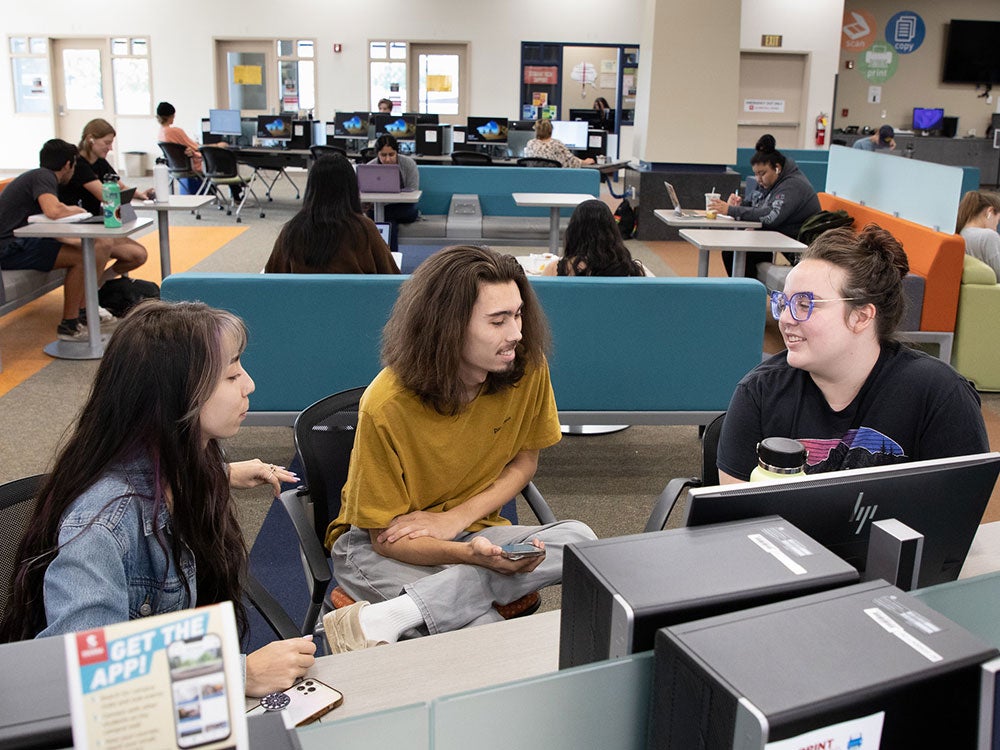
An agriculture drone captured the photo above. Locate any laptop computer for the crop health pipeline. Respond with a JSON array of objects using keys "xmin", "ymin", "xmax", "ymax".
[
  {"xmin": 663, "ymin": 181, "xmax": 700, "ymax": 217},
  {"xmin": 356, "ymin": 164, "xmax": 402, "ymax": 193},
  {"xmin": 80, "ymin": 187, "xmax": 138, "ymax": 223}
]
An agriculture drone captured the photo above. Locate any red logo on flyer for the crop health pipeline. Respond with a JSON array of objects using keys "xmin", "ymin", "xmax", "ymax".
[{"xmin": 75, "ymin": 630, "xmax": 108, "ymax": 665}]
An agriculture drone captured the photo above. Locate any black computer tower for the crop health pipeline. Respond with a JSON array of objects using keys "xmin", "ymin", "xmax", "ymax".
[
  {"xmin": 416, "ymin": 123, "xmax": 452, "ymax": 155},
  {"xmin": 289, "ymin": 119, "xmax": 313, "ymax": 150},
  {"xmin": 559, "ymin": 517, "xmax": 858, "ymax": 669},
  {"xmin": 942, "ymin": 116, "xmax": 959, "ymax": 138},
  {"xmin": 650, "ymin": 581, "xmax": 999, "ymax": 749}
]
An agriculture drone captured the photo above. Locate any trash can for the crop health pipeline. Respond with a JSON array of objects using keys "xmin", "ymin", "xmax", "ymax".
[{"xmin": 123, "ymin": 151, "xmax": 148, "ymax": 178}]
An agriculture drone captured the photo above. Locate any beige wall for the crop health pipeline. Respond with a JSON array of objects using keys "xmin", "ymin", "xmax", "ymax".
[
  {"xmin": 837, "ymin": 0, "xmax": 1000, "ymax": 136},
  {"xmin": 560, "ymin": 46, "xmax": 620, "ymax": 116}
]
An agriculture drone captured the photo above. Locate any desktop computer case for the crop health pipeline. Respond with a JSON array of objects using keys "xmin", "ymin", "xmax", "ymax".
[
  {"xmin": 558, "ymin": 517, "xmax": 858, "ymax": 669},
  {"xmin": 649, "ymin": 580, "xmax": 999, "ymax": 750},
  {"xmin": 416, "ymin": 124, "xmax": 452, "ymax": 155}
]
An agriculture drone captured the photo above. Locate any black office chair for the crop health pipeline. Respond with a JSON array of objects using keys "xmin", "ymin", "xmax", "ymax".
[
  {"xmin": 284, "ymin": 387, "xmax": 556, "ymax": 624},
  {"xmin": 516, "ymin": 157, "xmax": 562, "ymax": 168},
  {"xmin": 310, "ymin": 144, "xmax": 348, "ymax": 161},
  {"xmin": 157, "ymin": 141, "xmax": 207, "ymax": 195},
  {"xmin": 200, "ymin": 146, "xmax": 264, "ymax": 222},
  {"xmin": 451, "ymin": 150, "xmax": 493, "ymax": 165},
  {"xmin": 358, "ymin": 146, "xmax": 377, "ymax": 162},
  {"xmin": 644, "ymin": 413, "xmax": 726, "ymax": 532},
  {"xmin": 0, "ymin": 474, "xmax": 44, "ymax": 616}
]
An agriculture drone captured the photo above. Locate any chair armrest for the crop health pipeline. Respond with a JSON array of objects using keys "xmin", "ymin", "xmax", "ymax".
[
  {"xmin": 243, "ymin": 572, "xmax": 301, "ymax": 641},
  {"xmin": 520, "ymin": 481, "xmax": 557, "ymax": 525},
  {"xmin": 644, "ymin": 477, "xmax": 700, "ymax": 533},
  {"xmin": 278, "ymin": 488, "xmax": 333, "ymax": 603}
]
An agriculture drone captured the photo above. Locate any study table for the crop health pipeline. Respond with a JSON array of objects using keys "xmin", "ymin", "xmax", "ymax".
[
  {"xmin": 653, "ymin": 208, "xmax": 761, "ymax": 231},
  {"xmin": 511, "ymin": 192, "xmax": 593, "ymax": 255},
  {"xmin": 678, "ymin": 227, "xmax": 807, "ymax": 278},
  {"xmin": 13, "ymin": 217, "xmax": 153, "ymax": 359},
  {"xmin": 360, "ymin": 189, "xmax": 422, "ymax": 223},
  {"xmin": 132, "ymin": 195, "xmax": 216, "ymax": 278}
]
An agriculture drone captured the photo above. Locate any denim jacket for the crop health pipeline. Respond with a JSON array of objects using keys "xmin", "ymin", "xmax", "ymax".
[{"xmin": 37, "ymin": 457, "xmax": 197, "ymax": 638}]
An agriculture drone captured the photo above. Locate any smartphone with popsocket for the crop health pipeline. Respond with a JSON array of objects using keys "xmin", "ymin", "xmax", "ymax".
[
  {"xmin": 246, "ymin": 678, "xmax": 344, "ymax": 727},
  {"xmin": 167, "ymin": 633, "xmax": 232, "ymax": 748},
  {"xmin": 500, "ymin": 543, "xmax": 545, "ymax": 561}
]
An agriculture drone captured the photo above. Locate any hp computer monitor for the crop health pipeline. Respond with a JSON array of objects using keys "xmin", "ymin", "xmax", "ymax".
[
  {"xmin": 256, "ymin": 114, "xmax": 293, "ymax": 141},
  {"xmin": 913, "ymin": 107, "xmax": 945, "ymax": 133},
  {"xmin": 466, "ymin": 116, "xmax": 509, "ymax": 144},
  {"xmin": 372, "ymin": 113, "xmax": 417, "ymax": 139},
  {"xmin": 550, "ymin": 120, "xmax": 590, "ymax": 150},
  {"xmin": 333, "ymin": 111, "xmax": 370, "ymax": 138},
  {"xmin": 569, "ymin": 108, "xmax": 603, "ymax": 127},
  {"xmin": 208, "ymin": 108, "xmax": 242, "ymax": 137},
  {"xmin": 684, "ymin": 452, "xmax": 1000, "ymax": 587}
]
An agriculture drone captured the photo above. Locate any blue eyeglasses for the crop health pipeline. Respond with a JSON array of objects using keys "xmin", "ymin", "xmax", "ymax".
[{"xmin": 769, "ymin": 291, "xmax": 861, "ymax": 322}]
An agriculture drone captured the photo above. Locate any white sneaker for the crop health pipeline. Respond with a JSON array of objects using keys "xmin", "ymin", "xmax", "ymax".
[{"xmin": 79, "ymin": 307, "xmax": 118, "ymax": 330}]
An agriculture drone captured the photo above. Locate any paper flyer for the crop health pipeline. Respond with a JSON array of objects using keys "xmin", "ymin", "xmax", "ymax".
[
  {"xmin": 64, "ymin": 602, "xmax": 248, "ymax": 750},
  {"xmin": 764, "ymin": 710, "xmax": 884, "ymax": 749}
]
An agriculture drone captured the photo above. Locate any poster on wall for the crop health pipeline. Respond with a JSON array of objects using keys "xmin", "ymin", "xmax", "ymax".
[
  {"xmin": 885, "ymin": 11, "xmax": 925, "ymax": 54},
  {"xmin": 233, "ymin": 65, "xmax": 262, "ymax": 86},
  {"xmin": 858, "ymin": 41, "xmax": 898, "ymax": 84},
  {"xmin": 842, "ymin": 9, "xmax": 877, "ymax": 52},
  {"xmin": 523, "ymin": 66, "xmax": 558, "ymax": 85}
]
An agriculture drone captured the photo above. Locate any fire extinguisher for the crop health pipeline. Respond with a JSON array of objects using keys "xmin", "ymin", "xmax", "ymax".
[{"xmin": 815, "ymin": 113, "xmax": 828, "ymax": 146}]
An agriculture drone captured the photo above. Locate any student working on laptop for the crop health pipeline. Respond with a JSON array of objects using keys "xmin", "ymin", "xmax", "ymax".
[{"xmin": 365, "ymin": 134, "xmax": 419, "ymax": 241}]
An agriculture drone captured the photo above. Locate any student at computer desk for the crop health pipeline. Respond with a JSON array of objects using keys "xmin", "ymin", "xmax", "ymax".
[
  {"xmin": 0, "ymin": 301, "xmax": 316, "ymax": 697},
  {"xmin": 523, "ymin": 119, "xmax": 595, "ymax": 168},
  {"xmin": 715, "ymin": 224, "xmax": 988, "ymax": 482},
  {"xmin": 156, "ymin": 101, "xmax": 241, "ymax": 201},
  {"xmin": 266, "ymin": 153, "xmax": 399, "ymax": 274}
]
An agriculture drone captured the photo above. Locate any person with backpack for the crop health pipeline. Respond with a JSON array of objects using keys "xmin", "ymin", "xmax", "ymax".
[{"xmin": 708, "ymin": 135, "xmax": 821, "ymax": 277}]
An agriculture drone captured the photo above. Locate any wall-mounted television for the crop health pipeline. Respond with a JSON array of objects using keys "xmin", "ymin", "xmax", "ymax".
[
  {"xmin": 466, "ymin": 116, "xmax": 509, "ymax": 144},
  {"xmin": 913, "ymin": 107, "xmax": 944, "ymax": 133},
  {"xmin": 256, "ymin": 114, "xmax": 293, "ymax": 141},
  {"xmin": 943, "ymin": 19, "xmax": 1000, "ymax": 84}
]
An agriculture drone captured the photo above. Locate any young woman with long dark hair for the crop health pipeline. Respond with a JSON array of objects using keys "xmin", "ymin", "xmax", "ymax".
[{"xmin": 544, "ymin": 199, "xmax": 645, "ymax": 277}]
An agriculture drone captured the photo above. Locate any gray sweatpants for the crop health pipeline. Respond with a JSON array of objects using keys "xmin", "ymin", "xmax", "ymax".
[{"xmin": 331, "ymin": 520, "xmax": 597, "ymax": 635}]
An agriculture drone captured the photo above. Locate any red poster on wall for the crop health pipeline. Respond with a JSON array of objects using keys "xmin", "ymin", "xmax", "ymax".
[{"xmin": 523, "ymin": 66, "xmax": 558, "ymax": 85}]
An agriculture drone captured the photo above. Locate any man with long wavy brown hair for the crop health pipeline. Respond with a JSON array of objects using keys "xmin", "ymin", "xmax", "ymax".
[{"xmin": 322, "ymin": 245, "xmax": 596, "ymax": 653}]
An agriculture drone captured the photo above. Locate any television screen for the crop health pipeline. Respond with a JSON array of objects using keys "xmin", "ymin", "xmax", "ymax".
[
  {"xmin": 550, "ymin": 120, "xmax": 589, "ymax": 150},
  {"xmin": 372, "ymin": 114, "xmax": 417, "ymax": 139},
  {"xmin": 943, "ymin": 19, "xmax": 1000, "ymax": 84},
  {"xmin": 208, "ymin": 108, "xmax": 241, "ymax": 136},
  {"xmin": 333, "ymin": 111, "xmax": 370, "ymax": 138},
  {"xmin": 256, "ymin": 114, "xmax": 293, "ymax": 140},
  {"xmin": 466, "ymin": 116, "xmax": 509, "ymax": 144},
  {"xmin": 913, "ymin": 107, "xmax": 944, "ymax": 132}
]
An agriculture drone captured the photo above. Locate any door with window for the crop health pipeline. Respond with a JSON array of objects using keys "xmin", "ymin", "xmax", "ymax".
[
  {"xmin": 52, "ymin": 38, "xmax": 113, "ymax": 146},
  {"xmin": 408, "ymin": 44, "xmax": 467, "ymax": 124},
  {"xmin": 215, "ymin": 41, "xmax": 275, "ymax": 115}
]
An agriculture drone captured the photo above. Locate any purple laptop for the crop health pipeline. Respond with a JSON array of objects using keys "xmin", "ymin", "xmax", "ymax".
[{"xmin": 356, "ymin": 164, "xmax": 402, "ymax": 193}]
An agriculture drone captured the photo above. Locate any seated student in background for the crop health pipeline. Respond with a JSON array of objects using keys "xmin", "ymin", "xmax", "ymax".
[
  {"xmin": 708, "ymin": 134, "xmax": 821, "ymax": 277},
  {"xmin": 265, "ymin": 154, "xmax": 399, "ymax": 274},
  {"xmin": 524, "ymin": 119, "xmax": 595, "ymax": 168},
  {"xmin": 367, "ymin": 133, "xmax": 420, "ymax": 231},
  {"xmin": 377, "ymin": 97, "xmax": 393, "ymax": 114},
  {"xmin": 59, "ymin": 118, "xmax": 149, "ymax": 283},
  {"xmin": 0, "ymin": 301, "xmax": 315, "ymax": 697},
  {"xmin": 852, "ymin": 125, "xmax": 896, "ymax": 152},
  {"xmin": 716, "ymin": 225, "xmax": 988, "ymax": 483},
  {"xmin": 956, "ymin": 189, "xmax": 1000, "ymax": 279},
  {"xmin": 543, "ymin": 199, "xmax": 646, "ymax": 276},
  {"xmin": 322, "ymin": 246, "xmax": 596, "ymax": 653},
  {"xmin": 156, "ymin": 101, "xmax": 239, "ymax": 200},
  {"xmin": 0, "ymin": 139, "xmax": 112, "ymax": 341}
]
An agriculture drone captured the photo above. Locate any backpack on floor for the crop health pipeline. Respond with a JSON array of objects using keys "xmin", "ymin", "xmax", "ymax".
[
  {"xmin": 614, "ymin": 198, "xmax": 637, "ymax": 239},
  {"xmin": 98, "ymin": 277, "xmax": 160, "ymax": 318},
  {"xmin": 797, "ymin": 209, "xmax": 854, "ymax": 246}
]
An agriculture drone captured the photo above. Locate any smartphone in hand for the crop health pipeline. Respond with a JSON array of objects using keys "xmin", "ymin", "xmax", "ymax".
[{"xmin": 500, "ymin": 543, "xmax": 545, "ymax": 561}]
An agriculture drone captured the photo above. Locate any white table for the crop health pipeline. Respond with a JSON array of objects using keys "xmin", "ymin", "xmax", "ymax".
[
  {"xmin": 360, "ymin": 189, "xmax": 422, "ymax": 223},
  {"xmin": 13, "ymin": 218, "xmax": 153, "ymax": 359},
  {"xmin": 654, "ymin": 208, "xmax": 761, "ymax": 230},
  {"xmin": 678, "ymin": 228, "xmax": 807, "ymax": 278},
  {"xmin": 512, "ymin": 192, "xmax": 593, "ymax": 255},
  {"xmin": 132, "ymin": 196, "xmax": 216, "ymax": 278}
]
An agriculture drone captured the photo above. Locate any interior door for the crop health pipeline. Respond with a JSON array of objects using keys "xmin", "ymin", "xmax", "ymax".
[
  {"xmin": 737, "ymin": 52, "xmax": 807, "ymax": 149},
  {"xmin": 215, "ymin": 40, "xmax": 276, "ymax": 114},
  {"xmin": 408, "ymin": 43, "xmax": 467, "ymax": 125},
  {"xmin": 52, "ymin": 38, "xmax": 114, "ymax": 147}
]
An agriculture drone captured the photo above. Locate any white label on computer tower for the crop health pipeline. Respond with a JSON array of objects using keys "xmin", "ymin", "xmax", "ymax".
[
  {"xmin": 873, "ymin": 594, "xmax": 941, "ymax": 635},
  {"xmin": 763, "ymin": 710, "xmax": 884, "ymax": 750},
  {"xmin": 864, "ymin": 607, "xmax": 943, "ymax": 662},
  {"xmin": 761, "ymin": 525, "xmax": 814, "ymax": 557},
  {"xmin": 747, "ymin": 533, "xmax": 807, "ymax": 575}
]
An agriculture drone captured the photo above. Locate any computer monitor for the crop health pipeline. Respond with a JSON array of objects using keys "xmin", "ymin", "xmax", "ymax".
[
  {"xmin": 465, "ymin": 116, "xmax": 509, "ymax": 144},
  {"xmin": 406, "ymin": 112, "xmax": 439, "ymax": 125},
  {"xmin": 256, "ymin": 114, "xmax": 293, "ymax": 141},
  {"xmin": 913, "ymin": 107, "xmax": 945, "ymax": 133},
  {"xmin": 684, "ymin": 452, "xmax": 1000, "ymax": 587},
  {"xmin": 208, "ymin": 108, "xmax": 241, "ymax": 137},
  {"xmin": 569, "ymin": 108, "xmax": 603, "ymax": 127},
  {"xmin": 550, "ymin": 120, "xmax": 590, "ymax": 150},
  {"xmin": 371, "ymin": 113, "xmax": 417, "ymax": 140},
  {"xmin": 332, "ymin": 111, "xmax": 370, "ymax": 138}
]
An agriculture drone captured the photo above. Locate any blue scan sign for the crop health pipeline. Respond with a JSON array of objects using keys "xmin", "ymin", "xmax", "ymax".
[{"xmin": 886, "ymin": 11, "xmax": 925, "ymax": 54}]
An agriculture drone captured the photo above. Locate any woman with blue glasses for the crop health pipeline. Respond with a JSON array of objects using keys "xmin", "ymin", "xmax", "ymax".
[{"xmin": 716, "ymin": 224, "xmax": 987, "ymax": 482}]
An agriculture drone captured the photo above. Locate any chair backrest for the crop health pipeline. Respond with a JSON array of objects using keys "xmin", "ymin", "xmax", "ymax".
[
  {"xmin": 516, "ymin": 157, "xmax": 561, "ymax": 168},
  {"xmin": 157, "ymin": 141, "xmax": 194, "ymax": 175},
  {"xmin": 199, "ymin": 146, "xmax": 239, "ymax": 179},
  {"xmin": 451, "ymin": 150, "xmax": 493, "ymax": 165},
  {"xmin": 0, "ymin": 474, "xmax": 45, "ymax": 615},
  {"xmin": 359, "ymin": 146, "xmax": 377, "ymax": 161},
  {"xmin": 293, "ymin": 388, "xmax": 367, "ymax": 545},
  {"xmin": 311, "ymin": 145, "xmax": 347, "ymax": 160},
  {"xmin": 701, "ymin": 413, "xmax": 725, "ymax": 487}
]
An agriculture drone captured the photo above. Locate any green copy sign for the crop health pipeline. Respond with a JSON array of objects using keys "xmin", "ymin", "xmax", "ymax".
[{"xmin": 858, "ymin": 41, "xmax": 898, "ymax": 83}]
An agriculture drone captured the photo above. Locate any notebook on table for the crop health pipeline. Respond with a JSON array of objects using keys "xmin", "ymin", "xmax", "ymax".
[{"xmin": 357, "ymin": 164, "xmax": 402, "ymax": 193}]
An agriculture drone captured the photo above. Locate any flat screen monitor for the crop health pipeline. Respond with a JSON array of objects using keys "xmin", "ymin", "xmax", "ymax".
[
  {"xmin": 372, "ymin": 113, "xmax": 417, "ymax": 140},
  {"xmin": 913, "ymin": 107, "xmax": 945, "ymax": 132},
  {"xmin": 466, "ymin": 116, "xmax": 509, "ymax": 144},
  {"xmin": 256, "ymin": 114, "xmax": 293, "ymax": 141},
  {"xmin": 944, "ymin": 19, "xmax": 1000, "ymax": 85},
  {"xmin": 333, "ymin": 111, "xmax": 370, "ymax": 138},
  {"xmin": 684, "ymin": 452, "xmax": 1000, "ymax": 587},
  {"xmin": 406, "ymin": 112, "xmax": 439, "ymax": 125},
  {"xmin": 209, "ymin": 108, "xmax": 242, "ymax": 136},
  {"xmin": 550, "ymin": 120, "xmax": 589, "ymax": 150},
  {"xmin": 569, "ymin": 108, "xmax": 603, "ymax": 127}
]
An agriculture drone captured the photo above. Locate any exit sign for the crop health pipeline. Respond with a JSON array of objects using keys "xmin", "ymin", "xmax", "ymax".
[{"xmin": 761, "ymin": 35, "xmax": 783, "ymax": 48}]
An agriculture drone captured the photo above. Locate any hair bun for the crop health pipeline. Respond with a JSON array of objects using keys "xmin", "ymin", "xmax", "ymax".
[
  {"xmin": 755, "ymin": 134, "xmax": 777, "ymax": 153},
  {"xmin": 859, "ymin": 224, "xmax": 909, "ymax": 279}
]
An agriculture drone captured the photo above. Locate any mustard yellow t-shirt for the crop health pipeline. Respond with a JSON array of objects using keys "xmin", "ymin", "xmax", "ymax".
[{"xmin": 325, "ymin": 360, "xmax": 561, "ymax": 548}]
